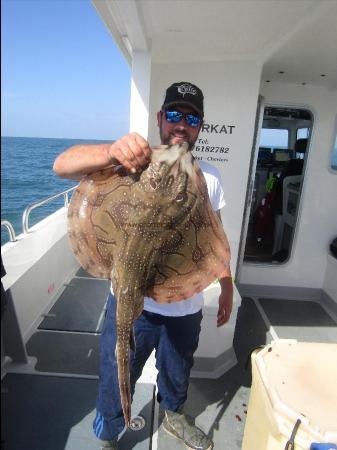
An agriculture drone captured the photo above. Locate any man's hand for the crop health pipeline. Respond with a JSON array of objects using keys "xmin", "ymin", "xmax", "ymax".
[
  {"xmin": 53, "ymin": 132, "xmax": 152, "ymax": 179},
  {"xmin": 109, "ymin": 132, "xmax": 152, "ymax": 173},
  {"xmin": 217, "ymin": 277, "xmax": 233, "ymax": 327}
]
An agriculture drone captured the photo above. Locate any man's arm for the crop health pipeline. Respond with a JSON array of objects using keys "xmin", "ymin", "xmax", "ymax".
[
  {"xmin": 215, "ymin": 210, "xmax": 233, "ymax": 327},
  {"xmin": 53, "ymin": 132, "xmax": 151, "ymax": 179},
  {"xmin": 217, "ymin": 275, "xmax": 233, "ymax": 327}
]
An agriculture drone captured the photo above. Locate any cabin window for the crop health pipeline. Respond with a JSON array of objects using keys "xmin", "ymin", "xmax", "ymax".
[
  {"xmin": 297, "ymin": 127, "xmax": 310, "ymax": 140},
  {"xmin": 260, "ymin": 128, "xmax": 289, "ymax": 149},
  {"xmin": 244, "ymin": 106, "xmax": 313, "ymax": 264},
  {"xmin": 331, "ymin": 132, "xmax": 337, "ymax": 171},
  {"xmin": 296, "ymin": 128, "xmax": 310, "ymax": 159}
]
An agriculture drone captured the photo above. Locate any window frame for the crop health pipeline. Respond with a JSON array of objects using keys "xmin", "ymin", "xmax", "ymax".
[{"xmin": 330, "ymin": 116, "xmax": 337, "ymax": 172}]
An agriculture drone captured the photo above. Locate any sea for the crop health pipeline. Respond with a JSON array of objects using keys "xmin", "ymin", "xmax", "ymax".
[{"xmin": 1, "ymin": 136, "xmax": 111, "ymax": 246}]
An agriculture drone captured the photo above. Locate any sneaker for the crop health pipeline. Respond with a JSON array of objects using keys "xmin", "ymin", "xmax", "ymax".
[
  {"xmin": 163, "ymin": 409, "xmax": 213, "ymax": 450},
  {"xmin": 99, "ymin": 439, "xmax": 118, "ymax": 450}
]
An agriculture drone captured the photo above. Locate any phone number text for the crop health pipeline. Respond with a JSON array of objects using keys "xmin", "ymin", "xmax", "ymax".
[{"xmin": 195, "ymin": 146, "xmax": 229, "ymax": 153}]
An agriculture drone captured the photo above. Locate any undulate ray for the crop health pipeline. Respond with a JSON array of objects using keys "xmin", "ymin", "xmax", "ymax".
[{"xmin": 67, "ymin": 143, "xmax": 231, "ymax": 426}]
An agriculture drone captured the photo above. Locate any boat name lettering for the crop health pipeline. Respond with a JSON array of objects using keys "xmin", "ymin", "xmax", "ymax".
[{"xmin": 201, "ymin": 123, "xmax": 235, "ymax": 134}]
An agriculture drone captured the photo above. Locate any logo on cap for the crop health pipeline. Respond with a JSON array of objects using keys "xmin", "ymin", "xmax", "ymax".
[{"xmin": 177, "ymin": 83, "xmax": 197, "ymax": 98}]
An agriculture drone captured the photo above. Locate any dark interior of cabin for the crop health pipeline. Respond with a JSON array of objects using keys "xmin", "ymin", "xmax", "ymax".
[{"xmin": 244, "ymin": 107, "xmax": 312, "ymax": 264}]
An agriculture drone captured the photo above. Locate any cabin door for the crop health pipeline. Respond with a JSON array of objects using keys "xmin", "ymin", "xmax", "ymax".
[
  {"xmin": 235, "ymin": 95, "xmax": 264, "ymax": 281},
  {"xmin": 236, "ymin": 103, "xmax": 313, "ymax": 279}
]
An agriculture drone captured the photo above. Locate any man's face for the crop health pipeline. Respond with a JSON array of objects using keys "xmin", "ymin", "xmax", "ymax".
[{"xmin": 157, "ymin": 105, "xmax": 202, "ymax": 149}]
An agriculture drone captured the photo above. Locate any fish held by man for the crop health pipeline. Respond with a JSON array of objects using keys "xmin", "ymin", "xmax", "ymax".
[{"xmin": 67, "ymin": 143, "xmax": 231, "ymax": 426}]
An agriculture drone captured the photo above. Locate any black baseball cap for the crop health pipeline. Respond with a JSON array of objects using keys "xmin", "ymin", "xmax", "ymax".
[{"xmin": 161, "ymin": 82, "xmax": 204, "ymax": 117}]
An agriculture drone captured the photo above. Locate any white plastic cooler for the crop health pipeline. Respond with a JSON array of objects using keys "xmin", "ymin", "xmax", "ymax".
[{"xmin": 242, "ymin": 340, "xmax": 337, "ymax": 449}]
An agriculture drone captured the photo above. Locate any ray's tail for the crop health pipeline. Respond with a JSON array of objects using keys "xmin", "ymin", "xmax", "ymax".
[
  {"xmin": 116, "ymin": 328, "xmax": 132, "ymax": 426},
  {"xmin": 115, "ymin": 286, "xmax": 144, "ymax": 428}
]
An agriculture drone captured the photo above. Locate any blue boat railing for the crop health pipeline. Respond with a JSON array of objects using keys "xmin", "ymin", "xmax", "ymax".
[
  {"xmin": 1, "ymin": 220, "xmax": 17, "ymax": 242},
  {"xmin": 22, "ymin": 186, "xmax": 78, "ymax": 234}
]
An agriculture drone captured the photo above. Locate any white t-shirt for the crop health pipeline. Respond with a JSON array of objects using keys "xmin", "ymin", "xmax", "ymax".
[{"xmin": 143, "ymin": 160, "xmax": 226, "ymax": 317}]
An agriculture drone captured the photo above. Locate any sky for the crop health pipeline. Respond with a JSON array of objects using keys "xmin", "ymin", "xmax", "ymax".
[{"xmin": 1, "ymin": 0, "xmax": 131, "ymax": 140}]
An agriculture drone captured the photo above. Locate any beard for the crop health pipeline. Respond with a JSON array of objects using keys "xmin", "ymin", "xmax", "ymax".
[{"xmin": 159, "ymin": 130, "xmax": 196, "ymax": 150}]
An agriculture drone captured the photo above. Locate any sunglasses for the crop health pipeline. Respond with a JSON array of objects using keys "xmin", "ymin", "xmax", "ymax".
[{"xmin": 164, "ymin": 110, "xmax": 202, "ymax": 128}]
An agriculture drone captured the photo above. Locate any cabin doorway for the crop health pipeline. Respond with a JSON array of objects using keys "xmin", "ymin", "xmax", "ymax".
[{"xmin": 243, "ymin": 105, "xmax": 313, "ymax": 264}]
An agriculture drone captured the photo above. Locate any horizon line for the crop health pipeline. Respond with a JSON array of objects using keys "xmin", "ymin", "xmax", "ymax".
[{"xmin": 1, "ymin": 135, "xmax": 115, "ymax": 142}]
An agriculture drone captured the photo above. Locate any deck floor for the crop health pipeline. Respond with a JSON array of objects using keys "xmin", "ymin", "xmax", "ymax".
[{"xmin": 2, "ymin": 269, "xmax": 336, "ymax": 450}]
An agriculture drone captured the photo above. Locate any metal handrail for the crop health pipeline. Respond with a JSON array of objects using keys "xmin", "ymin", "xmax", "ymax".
[
  {"xmin": 22, "ymin": 185, "xmax": 77, "ymax": 234},
  {"xmin": 1, "ymin": 220, "xmax": 17, "ymax": 242}
]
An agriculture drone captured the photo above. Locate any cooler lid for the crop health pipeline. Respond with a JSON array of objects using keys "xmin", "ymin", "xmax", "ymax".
[{"xmin": 256, "ymin": 340, "xmax": 337, "ymax": 435}]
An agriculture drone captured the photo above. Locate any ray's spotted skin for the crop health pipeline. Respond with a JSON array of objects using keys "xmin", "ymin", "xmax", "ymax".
[{"xmin": 67, "ymin": 143, "xmax": 231, "ymax": 426}]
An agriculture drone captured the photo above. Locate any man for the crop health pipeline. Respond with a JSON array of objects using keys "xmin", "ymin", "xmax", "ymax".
[{"xmin": 54, "ymin": 82, "xmax": 233, "ymax": 450}]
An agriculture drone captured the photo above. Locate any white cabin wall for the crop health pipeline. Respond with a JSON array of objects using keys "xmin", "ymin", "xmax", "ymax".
[
  {"xmin": 127, "ymin": 60, "xmax": 263, "ymax": 377},
  {"xmin": 241, "ymin": 82, "xmax": 337, "ymax": 291},
  {"xmin": 147, "ymin": 61, "xmax": 262, "ymax": 274}
]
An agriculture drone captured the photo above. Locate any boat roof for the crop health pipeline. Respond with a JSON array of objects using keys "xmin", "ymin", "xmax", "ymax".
[{"xmin": 92, "ymin": 0, "xmax": 337, "ymax": 90}]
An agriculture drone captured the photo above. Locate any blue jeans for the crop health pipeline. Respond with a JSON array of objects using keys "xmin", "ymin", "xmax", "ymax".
[{"xmin": 93, "ymin": 293, "xmax": 202, "ymax": 441}]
